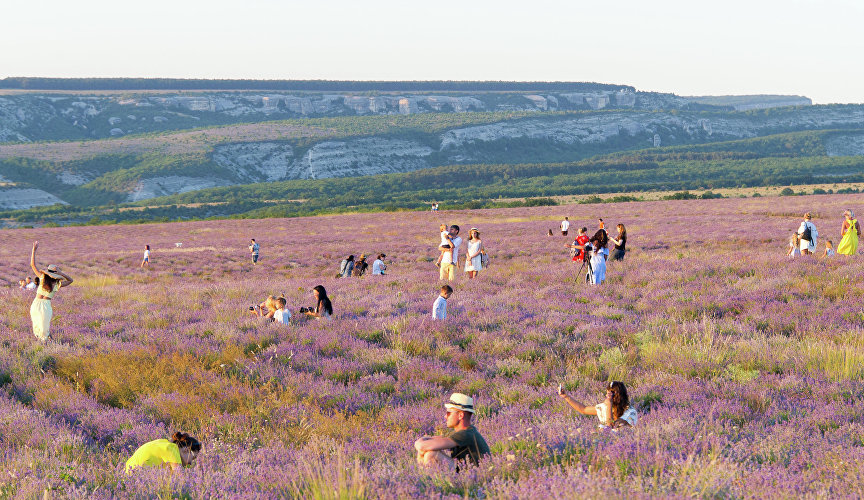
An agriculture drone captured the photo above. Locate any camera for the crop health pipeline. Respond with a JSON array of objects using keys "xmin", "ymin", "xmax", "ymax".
[
  {"xmin": 248, "ymin": 305, "xmax": 256, "ymax": 311},
  {"xmin": 299, "ymin": 307, "xmax": 310, "ymax": 313}
]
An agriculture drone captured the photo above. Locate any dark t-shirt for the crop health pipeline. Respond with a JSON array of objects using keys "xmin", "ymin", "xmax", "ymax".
[
  {"xmin": 448, "ymin": 426, "xmax": 490, "ymax": 466},
  {"xmin": 614, "ymin": 234, "xmax": 626, "ymax": 251}
]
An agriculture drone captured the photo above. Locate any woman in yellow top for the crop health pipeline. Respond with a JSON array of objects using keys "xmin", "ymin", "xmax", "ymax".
[
  {"xmin": 126, "ymin": 432, "xmax": 201, "ymax": 473},
  {"xmin": 29, "ymin": 241, "xmax": 74, "ymax": 342},
  {"xmin": 837, "ymin": 209, "xmax": 861, "ymax": 256}
]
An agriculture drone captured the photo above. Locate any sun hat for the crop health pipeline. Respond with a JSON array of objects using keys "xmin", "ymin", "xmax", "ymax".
[
  {"xmin": 444, "ymin": 393, "xmax": 475, "ymax": 413},
  {"xmin": 44, "ymin": 264, "xmax": 63, "ymax": 279}
]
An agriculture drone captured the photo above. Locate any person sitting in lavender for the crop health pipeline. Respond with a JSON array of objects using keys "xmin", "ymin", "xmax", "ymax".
[
  {"xmin": 414, "ymin": 393, "xmax": 490, "ymax": 470},
  {"xmin": 558, "ymin": 381, "xmax": 638, "ymax": 429},
  {"xmin": 372, "ymin": 254, "xmax": 387, "ymax": 275}
]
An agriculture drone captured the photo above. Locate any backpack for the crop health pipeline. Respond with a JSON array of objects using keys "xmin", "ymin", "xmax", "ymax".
[{"xmin": 800, "ymin": 223, "xmax": 812, "ymax": 242}]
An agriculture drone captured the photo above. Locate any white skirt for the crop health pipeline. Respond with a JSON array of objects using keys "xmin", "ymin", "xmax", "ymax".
[
  {"xmin": 30, "ymin": 298, "xmax": 53, "ymax": 341},
  {"xmin": 465, "ymin": 254, "xmax": 483, "ymax": 272}
]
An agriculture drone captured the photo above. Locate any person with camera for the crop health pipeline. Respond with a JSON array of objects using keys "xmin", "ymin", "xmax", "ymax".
[
  {"xmin": 250, "ymin": 295, "xmax": 279, "ymax": 322},
  {"xmin": 372, "ymin": 254, "xmax": 387, "ymax": 275},
  {"xmin": 797, "ymin": 213, "xmax": 818, "ymax": 255},
  {"xmin": 557, "ymin": 381, "xmax": 638, "ymax": 430},
  {"xmin": 588, "ymin": 231, "xmax": 607, "ymax": 285},
  {"xmin": 302, "ymin": 285, "xmax": 333, "ymax": 319}
]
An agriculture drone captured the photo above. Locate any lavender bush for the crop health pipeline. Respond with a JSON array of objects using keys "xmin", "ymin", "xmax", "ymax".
[{"xmin": 1, "ymin": 194, "xmax": 864, "ymax": 498}]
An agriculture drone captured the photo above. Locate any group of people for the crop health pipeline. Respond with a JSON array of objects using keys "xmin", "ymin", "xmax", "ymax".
[
  {"xmin": 787, "ymin": 210, "xmax": 861, "ymax": 258},
  {"xmin": 562, "ymin": 218, "xmax": 627, "ymax": 286},
  {"xmin": 413, "ymin": 381, "xmax": 637, "ymax": 470},
  {"xmin": 17, "ymin": 276, "xmax": 38, "ymax": 290},
  {"xmin": 435, "ymin": 224, "xmax": 486, "ymax": 281},
  {"xmin": 20, "ymin": 206, "xmax": 864, "ymax": 475},
  {"xmin": 339, "ymin": 253, "xmax": 387, "ymax": 278},
  {"xmin": 250, "ymin": 285, "xmax": 333, "ymax": 324}
]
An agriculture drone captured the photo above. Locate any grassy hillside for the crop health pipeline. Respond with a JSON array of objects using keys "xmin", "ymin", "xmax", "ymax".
[{"xmin": 5, "ymin": 129, "xmax": 864, "ymax": 225}]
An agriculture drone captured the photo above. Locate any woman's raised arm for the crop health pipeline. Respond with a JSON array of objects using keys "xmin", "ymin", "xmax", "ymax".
[{"xmin": 30, "ymin": 241, "xmax": 41, "ymax": 275}]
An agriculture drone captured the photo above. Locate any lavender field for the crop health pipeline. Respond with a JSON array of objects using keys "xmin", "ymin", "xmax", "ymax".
[{"xmin": 2, "ymin": 194, "xmax": 864, "ymax": 498}]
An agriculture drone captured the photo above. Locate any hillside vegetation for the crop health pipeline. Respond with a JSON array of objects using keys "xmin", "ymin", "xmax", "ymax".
[{"xmin": 4, "ymin": 129, "xmax": 864, "ymax": 225}]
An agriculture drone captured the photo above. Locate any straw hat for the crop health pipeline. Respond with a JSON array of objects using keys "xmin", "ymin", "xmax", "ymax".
[
  {"xmin": 444, "ymin": 393, "xmax": 475, "ymax": 414},
  {"xmin": 44, "ymin": 264, "xmax": 63, "ymax": 280}
]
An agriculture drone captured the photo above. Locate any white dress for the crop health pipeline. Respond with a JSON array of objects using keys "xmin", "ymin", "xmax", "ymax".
[
  {"xmin": 590, "ymin": 251, "xmax": 606, "ymax": 285},
  {"xmin": 464, "ymin": 240, "xmax": 483, "ymax": 272}
]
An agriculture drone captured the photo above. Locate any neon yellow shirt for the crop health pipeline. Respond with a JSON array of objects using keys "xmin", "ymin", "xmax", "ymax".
[{"xmin": 125, "ymin": 439, "xmax": 182, "ymax": 473}]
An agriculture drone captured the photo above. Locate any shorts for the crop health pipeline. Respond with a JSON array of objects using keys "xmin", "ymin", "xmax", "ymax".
[{"xmin": 561, "ymin": 230, "xmax": 568, "ymax": 236}]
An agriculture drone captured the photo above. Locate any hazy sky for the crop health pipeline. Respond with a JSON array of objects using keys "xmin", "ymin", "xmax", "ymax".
[{"xmin": 2, "ymin": 0, "xmax": 862, "ymax": 103}]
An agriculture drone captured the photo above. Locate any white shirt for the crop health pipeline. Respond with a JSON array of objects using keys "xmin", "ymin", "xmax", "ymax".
[
  {"xmin": 440, "ymin": 231, "xmax": 451, "ymax": 247},
  {"xmin": 450, "ymin": 236, "xmax": 462, "ymax": 265},
  {"xmin": 273, "ymin": 309, "xmax": 291, "ymax": 324},
  {"xmin": 144, "ymin": 249, "xmax": 151, "ymax": 259},
  {"xmin": 432, "ymin": 295, "xmax": 447, "ymax": 320},
  {"xmin": 372, "ymin": 259, "xmax": 385, "ymax": 275},
  {"xmin": 25, "ymin": 282, "xmax": 37, "ymax": 290},
  {"xmin": 594, "ymin": 402, "xmax": 638, "ymax": 427},
  {"xmin": 561, "ymin": 220, "xmax": 570, "ymax": 231}
]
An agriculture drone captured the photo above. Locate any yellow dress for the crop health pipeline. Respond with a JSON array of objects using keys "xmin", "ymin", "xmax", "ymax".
[
  {"xmin": 837, "ymin": 218, "xmax": 859, "ymax": 255},
  {"xmin": 125, "ymin": 439, "xmax": 182, "ymax": 473}
]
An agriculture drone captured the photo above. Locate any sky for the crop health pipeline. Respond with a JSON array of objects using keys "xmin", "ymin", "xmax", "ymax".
[{"xmin": 1, "ymin": 0, "xmax": 862, "ymax": 104}]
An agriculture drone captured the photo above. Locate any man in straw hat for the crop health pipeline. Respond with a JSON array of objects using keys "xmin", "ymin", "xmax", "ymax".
[{"xmin": 414, "ymin": 393, "xmax": 490, "ymax": 469}]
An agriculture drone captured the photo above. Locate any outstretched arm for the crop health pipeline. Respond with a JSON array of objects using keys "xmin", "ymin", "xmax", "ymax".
[
  {"xmin": 558, "ymin": 391, "xmax": 597, "ymax": 416},
  {"xmin": 30, "ymin": 242, "xmax": 41, "ymax": 275}
]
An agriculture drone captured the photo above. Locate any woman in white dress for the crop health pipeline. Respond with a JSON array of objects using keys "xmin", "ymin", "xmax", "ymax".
[
  {"xmin": 464, "ymin": 228, "xmax": 484, "ymax": 279},
  {"xmin": 29, "ymin": 241, "xmax": 74, "ymax": 342}
]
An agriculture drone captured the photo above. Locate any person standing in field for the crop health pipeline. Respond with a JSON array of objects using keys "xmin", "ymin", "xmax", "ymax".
[
  {"xmin": 29, "ymin": 241, "xmax": 74, "ymax": 343},
  {"xmin": 609, "ymin": 224, "xmax": 627, "ymax": 261},
  {"xmin": 141, "ymin": 245, "xmax": 151, "ymax": 268},
  {"xmin": 560, "ymin": 217, "xmax": 570, "ymax": 236},
  {"xmin": 796, "ymin": 213, "xmax": 818, "ymax": 255},
  {"xmin": 837, "ymin": 209, "xmax": 861, "ymax": 256},
  {"xmin": 822, "ymin": 239, "xmax": 836, "ymax": 258},
  {"xmin": 249, "ymin": 239, "xmax": 260, "ymax": 265},
  {"xmin": 432, "ymin": 285, "xmax": 452, "ymax": 320},
  {"xmin": 567, "ymin": 227, "xmax": 591, "ymax": 263},
  {"xmin": 787, "ymin": 233, "xmax": 801, "ymax": 259},
  {"xmin": 464, "ymin": 228, "xmax": 484, "ymax": 280},
  {"xmin": 440, "ymin": 225, "xmax": 462, "ymax": 282}
]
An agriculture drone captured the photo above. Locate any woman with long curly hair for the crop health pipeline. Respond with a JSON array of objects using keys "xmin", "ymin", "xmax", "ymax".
[{"xmin": 557, "ymin": 381, "xmax": 638, "ymax": 429}]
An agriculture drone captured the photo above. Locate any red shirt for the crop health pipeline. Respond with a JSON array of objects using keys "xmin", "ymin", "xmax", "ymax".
[{"xmin": 572, "ymin": 234, "xmax": 590, "ymax": 261}]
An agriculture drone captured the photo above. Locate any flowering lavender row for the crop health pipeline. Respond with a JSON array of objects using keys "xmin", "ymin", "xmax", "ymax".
[{"xmin": 1, "ymin": 194, "xmax": 864, "ymax": 498}]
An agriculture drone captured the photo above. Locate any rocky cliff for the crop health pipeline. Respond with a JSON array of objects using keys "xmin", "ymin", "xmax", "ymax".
[
  {"xmin": 2, "ymin": 104, "xmax": 863, "ymax": 209},
  {"xmin": 0, "ymin": 89, "xmax": 681, "ymax": 143}
]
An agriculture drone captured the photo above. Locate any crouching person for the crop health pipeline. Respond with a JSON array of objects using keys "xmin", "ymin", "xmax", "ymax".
[
  {"xmin": 414, "ymin": 393, "xmax": 490, "ymax": 470},
  {"xmin": 125, "ymin": 432, "xmax": 201, "ymax": 473}
]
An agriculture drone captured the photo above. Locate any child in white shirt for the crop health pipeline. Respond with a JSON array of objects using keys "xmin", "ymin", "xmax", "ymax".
[{"xmin": 432, "ymin": 285, "xmax": 453, "ymax": 320}]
